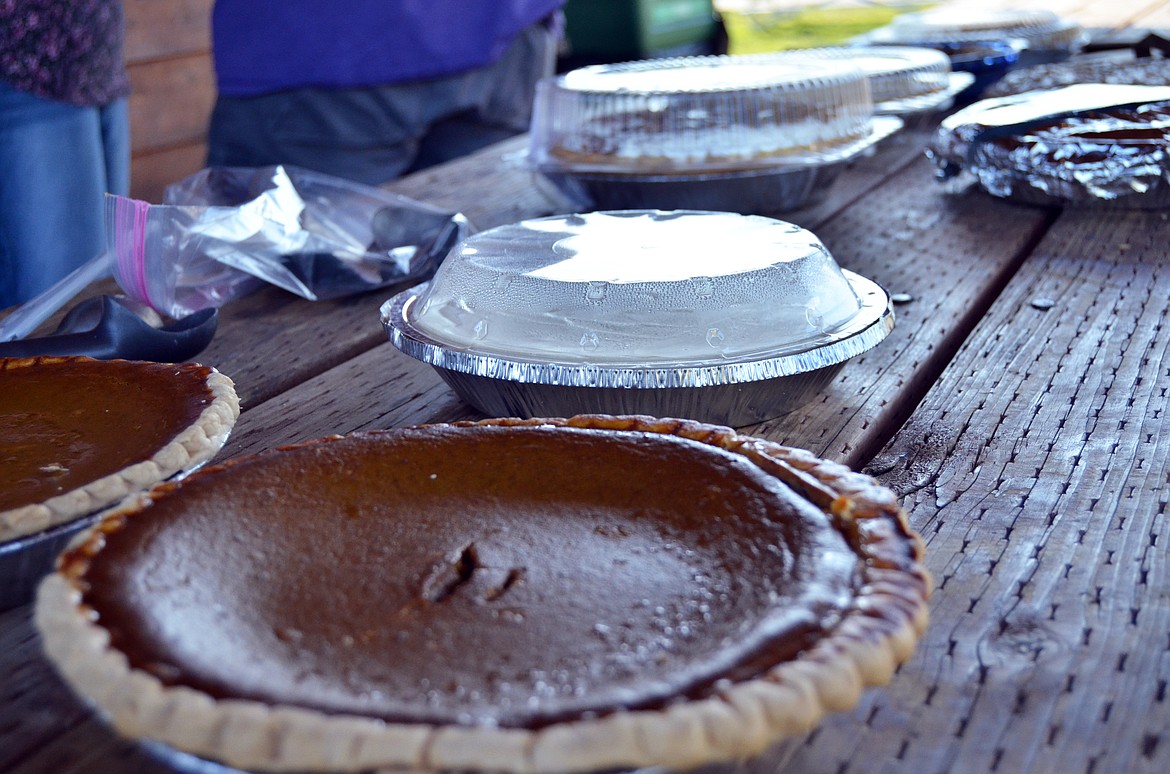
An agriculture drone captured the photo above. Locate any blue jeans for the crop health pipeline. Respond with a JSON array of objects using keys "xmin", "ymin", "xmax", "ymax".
[{"xmin": 0, "ymin": 81, "xmax": 130, "ymax": 308}]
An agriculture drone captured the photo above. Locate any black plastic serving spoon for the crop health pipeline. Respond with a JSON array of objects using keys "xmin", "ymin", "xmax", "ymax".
[{"xmin": 0, "ymin": 295, "xmax": 217, "ymax": 362}]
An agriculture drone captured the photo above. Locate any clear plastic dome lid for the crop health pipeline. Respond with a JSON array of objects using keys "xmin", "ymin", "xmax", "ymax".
[
  {"xmin": 528, "ymin": 55, "xmax": 876, "ymax": 176},
  {"xmin": 765, "ymin": 46, "xmax": 955, "ymax": 108},
  {"xmin": 866, "ymin": 7, "xmax": 1082, "ymax": 50},
  {"xmin": 405, "ymin": 210, "xmax": 865, "ymax": 365}
]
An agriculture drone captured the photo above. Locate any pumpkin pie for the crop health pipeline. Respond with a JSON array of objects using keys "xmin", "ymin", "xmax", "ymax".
[
  {"xmin": 36, "ymin": 414, "xmax": 929, "ymax": 773},
  {"xmin": 1, "ymin": 356, "xmax": 239, "ymax": 543}
]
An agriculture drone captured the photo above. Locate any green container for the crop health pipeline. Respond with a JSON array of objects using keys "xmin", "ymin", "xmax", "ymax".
[{"xmin": 563, "ymin": 0, "xmax": 718, "ymax": 60}]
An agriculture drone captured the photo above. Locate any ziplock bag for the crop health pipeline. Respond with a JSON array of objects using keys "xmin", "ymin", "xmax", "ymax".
[{"xmin": 107, "ymin": 165, "xmax": 470, "ymax": 318}]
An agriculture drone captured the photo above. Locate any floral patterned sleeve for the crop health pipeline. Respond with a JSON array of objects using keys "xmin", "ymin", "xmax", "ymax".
[{"xmin": 0, "ymin": 0, "xmax": 130, "ymax": 106}]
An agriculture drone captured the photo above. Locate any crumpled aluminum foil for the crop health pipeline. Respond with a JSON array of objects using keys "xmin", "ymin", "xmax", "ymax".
[
  {"xmin": 926, "ymin": 83, "xmax": 1170, "ymax": 206},
  {"xmin": 985, "ymin": 56, "xmax": 1170, "ymax": 98}
]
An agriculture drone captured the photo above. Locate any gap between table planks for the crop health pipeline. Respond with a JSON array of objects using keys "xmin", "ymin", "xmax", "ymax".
[{"xmin": 779, "ymin": 208, "xmax": 1170, "ymax": 772}]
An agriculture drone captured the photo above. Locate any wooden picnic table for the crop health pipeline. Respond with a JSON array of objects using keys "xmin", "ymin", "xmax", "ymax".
[{"xmin": 3, "ymin": 71, "xmax": 1170, "ymax": 774}]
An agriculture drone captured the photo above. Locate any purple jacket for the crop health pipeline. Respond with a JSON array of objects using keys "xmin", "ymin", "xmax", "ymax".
[
  {"xmin": 212, "ymin": 0, "xmax": 564, "ymax": 97},
  {"xmin": 0, "ymin": 0, "xmax": 129, "ymax": 106}
]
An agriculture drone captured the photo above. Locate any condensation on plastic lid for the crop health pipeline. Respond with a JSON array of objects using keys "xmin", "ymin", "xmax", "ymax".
[
  {"xmin": 529, "ymin": 55, "xmax": 877, "ymax": 175},
  {"xmin": 558, "ymin": 55, "xmax": 865, "ymax": 94},
  {"xmin": 408, "ymin": 210, "xmax": 864, "ymax": 365}
]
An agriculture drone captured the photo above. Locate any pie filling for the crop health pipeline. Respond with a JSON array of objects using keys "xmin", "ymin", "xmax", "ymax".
[
  {"xmin": 63, "ymin": 423, "xmax": 861, "ymax": 729},
  {"xmin": 0, "ymin": 358, "xmax": 217, "ymax": 513}
]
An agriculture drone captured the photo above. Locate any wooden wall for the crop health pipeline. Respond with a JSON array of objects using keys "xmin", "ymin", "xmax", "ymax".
[{"xmin": 124, "ymin": 0, "xmax": 215, "ymax": 203}]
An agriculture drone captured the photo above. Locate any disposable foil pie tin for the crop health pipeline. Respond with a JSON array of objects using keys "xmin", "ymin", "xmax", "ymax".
[
  {"xmin": 528, "ymin": 55, "xmax": 902, "ymax": 213},
  {"xmin": 382, "ymin": 210, "xmax": 894, "ymax": 425},
  {"xmin": 141, "ymin": 737, "xmax": 794, "ymax": 774},
  {"xmin": 0, "ymin": 455, "xmax": 227, "ymax": 612},
  {"xmin": 538, "ymin": 118, "xmax": 900, "ymax": 214},
  {"xmin": 0, "ymin": 515, "xmax": 102, "ymax": 612}
]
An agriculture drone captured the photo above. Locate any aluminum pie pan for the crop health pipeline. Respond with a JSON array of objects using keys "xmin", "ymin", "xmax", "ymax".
[
  {"xmin": 0, "ymin": 512, "xmax": 104, "ymax": 612},
  {"xmin": 382, "ymin": 270, "xmax": 893, "ymax": 426},
  {"xmin": 140, "ymin": 733, "xmax": 793, "ymax": 774},
  {"xmin": 535, "ymin": 116, "xmax": 902, "ymax": 214},
  {"xmin": 0, "ymin": 458, "xmax": 223, "ymax": 612}
]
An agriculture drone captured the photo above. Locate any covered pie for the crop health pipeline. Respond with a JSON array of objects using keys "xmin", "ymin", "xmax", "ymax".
[
  {"xmin": 36, "ymin": 415, "xmax": 930, "ymax": 773},
  {"xmin": 927, "ymin": 83, "xmax": 1170, "ymax": 205}
]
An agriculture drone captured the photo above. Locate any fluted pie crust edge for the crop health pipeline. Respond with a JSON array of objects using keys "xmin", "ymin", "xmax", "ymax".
[
  {"xmin": 1, "ymin": 356, "xmax": 240, "ymax": 542},
  {"xmin": 36, "ymin": 414, "xmax": 930, "ymax": 774}
]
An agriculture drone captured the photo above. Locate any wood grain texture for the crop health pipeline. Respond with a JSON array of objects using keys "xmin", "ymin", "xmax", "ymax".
[
  {"xmin": 781, "ymin": 209, "xmax": 1170, "ymax": 772},
  {"xmin": 123, "ymin": 0, "xmax": 213, "ymax": 63},
  {"xmin": 6, "ymin": 37, "xmax": 1170, "ymax": 768},
  {"xmin": 128, "ymin": 143, "xmax": 209, "ymax": 204},
  {"xmin": 744, "ymin": 171, "xmax": 1055, "ymax": 464},
  {"xmin": 128, "ymin": 55, "xmax": 216, "ymax": 153},
  {"xmin": 124, "ymin": 0, "xmax": 215, "ymax": 200}
]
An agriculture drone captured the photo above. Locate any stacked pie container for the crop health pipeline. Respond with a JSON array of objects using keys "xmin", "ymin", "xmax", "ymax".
[{"xmin": 527, "ymin": 55, "xmax": 903, "ymax": 213}]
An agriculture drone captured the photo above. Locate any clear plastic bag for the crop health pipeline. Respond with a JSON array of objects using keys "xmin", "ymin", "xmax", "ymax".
[{"xmin": 106, "ymin": 165, "xmax": 470, "ymax": 318}]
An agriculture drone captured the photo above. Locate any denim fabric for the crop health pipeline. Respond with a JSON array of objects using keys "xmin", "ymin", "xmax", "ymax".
[{"xmin": 0, "ymin": 81, "xmax": 129, "ymax": 308}]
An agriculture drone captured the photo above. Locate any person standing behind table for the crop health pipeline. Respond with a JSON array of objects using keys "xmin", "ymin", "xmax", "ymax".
[
  {"xmin": 0, "ymin": 0, "xmax": 130, "ymax": 309},
  {"xmin": 207, "ymin": 0, "xmax": 565, "ymax": 186}
]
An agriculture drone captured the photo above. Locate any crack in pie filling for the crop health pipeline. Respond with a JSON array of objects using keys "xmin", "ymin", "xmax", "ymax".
[
  {"xmin": 1, "ymin": 356, "xmax": 239, "ymax": 542},
  {"xmin": 36, "ymin": 415, "xmax": 930, "ymax": 773}
]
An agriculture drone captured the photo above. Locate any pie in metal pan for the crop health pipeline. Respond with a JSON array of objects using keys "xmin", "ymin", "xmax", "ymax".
[
  {"xmin": 36, "ymin": 414, "xmax": 930, "ymax": 773},
  {"xmin": 1, "ymin": 356, "xmax": 239, "ymax": 608}
]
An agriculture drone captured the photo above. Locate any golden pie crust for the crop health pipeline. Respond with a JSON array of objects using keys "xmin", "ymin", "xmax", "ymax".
[
  {"xmin": 1, "ymin": 356, "xmax": 239, "ymax": 542},
  {"xmin": 36, "ymin": 414, "xmax": 930, "ymax": 774}
]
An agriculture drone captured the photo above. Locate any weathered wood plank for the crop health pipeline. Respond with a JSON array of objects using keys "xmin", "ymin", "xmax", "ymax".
[
  {"xmin": 0, "ymin": 608, "xmax": 92, "ymax": 773},
  {"xmin": 743, "ymin": 177, "xmax": 1056, "ymax": 464},
  {"xmin": 128, "ymin": 55, "xmax": 216, "ymax": 154},
  {"xmin": 784, "ymin": 207, "xmax": 1170, "ymax": 772},
  {"xmin": 129, "ymin": 142, "xmax": 208, "ymax": 203},
  {"xmin": 123, "ymin": 0, "xmax": 212, "ymax": 63},
  {"xmin": 123, "ymin": 0, "xmax": 215, "ymax": 201}
]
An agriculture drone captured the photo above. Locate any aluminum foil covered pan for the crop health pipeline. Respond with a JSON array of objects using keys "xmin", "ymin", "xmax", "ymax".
[
  {"xmin": 926, "ymin": 83, "xmax": 1170, "ymax": 207},
  {"xmin": 984, "ymin": 56, "xmax": 1170, "ymax": 99},
  {"xmin": 382, "ymin": 210, "xmax": 894, "ymax": 425}
]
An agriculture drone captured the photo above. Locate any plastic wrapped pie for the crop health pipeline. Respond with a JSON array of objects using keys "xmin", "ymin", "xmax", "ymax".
[
  {"xmin": 861, "ymin": 7, "xmax": 1085, "ymax": 100},
  {"xmin": 770, "ymin": 46, "xmax": 974, "ymax": 115},
  {"xmin": 528, "ymin": 55, "xmax": 902, "ymax": 212},
  {"xmin": 926, "ymin": 83, "xmax": 1170, "ymax": 206},
  {"xmin": 383, "ymin": 210, "xmax": 894, "ymax": 424}
]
